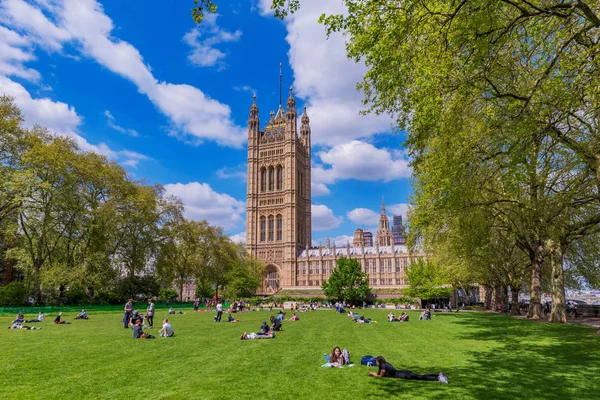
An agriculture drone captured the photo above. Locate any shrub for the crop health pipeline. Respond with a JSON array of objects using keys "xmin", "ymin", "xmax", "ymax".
[{"xmin": 0, "ymin": 282, "xmax": 27, "ymax": 306}]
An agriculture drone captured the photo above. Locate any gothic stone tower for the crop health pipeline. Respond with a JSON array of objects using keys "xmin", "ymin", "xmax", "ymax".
[
  {"xmin": 376, "ymin": 197, "xmax": 394, "ymax": 247},
  {"xmin": 246, "ymin": 88, "xmax": 311, "ymax": 292}
]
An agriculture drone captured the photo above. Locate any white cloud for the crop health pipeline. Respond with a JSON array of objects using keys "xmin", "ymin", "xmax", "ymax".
[
  {"xmin": 1, "ymin": 0, "xmax": 246, "ymax": 148},
  {"xmin": 311, "ymin": 204, "xmax": 343, "ymax": 231},
  {"xmin": 104, "ymin": 110, "xmax": 139, "ymax": 137},
  {"xmin": 387, "ymin": 203, "xmax": 410, "ymax": 220},
  {"xmin": 312, "ymin": 140, "xmax": 412, "ymax": 194},
  {"xmin": 313, "ymin": 234, "xmax": 354, "ymax": 248},
  {"xmin": 347, "ymin": 203, "xmax": 408, "ymax": 229},
  {"xmin": 0, "ymin": 75, "xmax": 148, "ymax": 167},
  {"xmin": 0, "ymin": 0, "xmax": 71, "ymax": 51},
  {"xmin": 311, "ymin": 182, "xmax": 331, "ymax": 196},
  {"xmin": 347, "ymin": 208, "xmax": 380, "ymax": 227},
  {"xmin": 233, "ymin": 84, "xmax": 256, "ymax": 94},
  {"xmin": 183, "ymin": 13, "xmax": 242, "ymax": 69},
  {"xmin": 163, "ymin": 182, "xmax": 245, "ymax": 230},
  {"xmin": 0, "ymin": 26, "xmax": 40, "ymax": 81},
  {"xmin": 230, "ymin": 231, "xmax": 246, "ymax": 245},
  {"xmin": 217, "ymin": 164, "xmax": 247, "ymax": 181},
  {"xmin": 258, "ymin": 0, "xmax": 393, "ymax": 146}
]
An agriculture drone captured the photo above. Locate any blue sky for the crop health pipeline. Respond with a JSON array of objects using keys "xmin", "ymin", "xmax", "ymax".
[{"xmin": 0, "ymin": 0, "xmax": 413, "ymax": 245}]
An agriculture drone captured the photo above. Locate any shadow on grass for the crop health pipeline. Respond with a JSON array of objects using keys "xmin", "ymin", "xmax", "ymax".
[{"xmin": 365, "ymin": 313, "xmax": 600, "ymax": 400}]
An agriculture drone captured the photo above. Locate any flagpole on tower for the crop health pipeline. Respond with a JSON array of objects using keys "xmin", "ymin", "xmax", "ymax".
[{"xmin": 279, "ymin": 62, "xmax": 283, "ymax": 107}]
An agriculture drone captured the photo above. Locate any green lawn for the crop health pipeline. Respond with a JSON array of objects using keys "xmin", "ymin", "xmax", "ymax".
[{"xmin": 0, "ymin": 309, "xmax": 598, "ymax": 400}]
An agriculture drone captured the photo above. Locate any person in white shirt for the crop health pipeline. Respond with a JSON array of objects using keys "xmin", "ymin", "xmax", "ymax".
[
  {"xmin": 215, "ymin": 302, "xmax": 223, "ymax": 322},
  {"xmin": 159, "ymin": 318, "xmax": 174, "ymax": 337}
]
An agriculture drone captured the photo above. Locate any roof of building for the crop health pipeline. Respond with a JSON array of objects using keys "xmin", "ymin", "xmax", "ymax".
[{"xmin": 297, "ymin": 245, "xmax": 410, "ymax": 258}]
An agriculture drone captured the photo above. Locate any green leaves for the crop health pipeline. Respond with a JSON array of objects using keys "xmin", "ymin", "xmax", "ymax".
[
  {"xmin": 404, "ymin": 259, "xmax": 452, "ymax": 301},
  {"xmin": 322, "ymin": 257, "xmax": 371, "ymax": 304}
]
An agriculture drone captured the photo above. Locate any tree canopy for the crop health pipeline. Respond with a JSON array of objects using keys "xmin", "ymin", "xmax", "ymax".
[
  {"xmin": 322, "ymin": 257, "xmax": 371, "ymax": 304},
  {"xmin": 0, "ymin": 97, "xmax": 261, "ymax": 305}
]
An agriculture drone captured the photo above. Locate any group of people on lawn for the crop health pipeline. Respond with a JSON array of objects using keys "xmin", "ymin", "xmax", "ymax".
[
  {"xmin": 123, "ymin": 299, "xmax": 174, "ymax": 339},
  {"xmin": 239, "ymin": 309, "xmax": 300, "ymax": 340},
  {"xmin": 8, "ymin": 309, "xmax": 90, "ymax": 330}
]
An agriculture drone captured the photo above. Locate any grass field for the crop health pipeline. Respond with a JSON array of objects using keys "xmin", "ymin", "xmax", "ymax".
[{"xmin": 1, "ymin": 309, "xmax": 598, "ymax": 400}]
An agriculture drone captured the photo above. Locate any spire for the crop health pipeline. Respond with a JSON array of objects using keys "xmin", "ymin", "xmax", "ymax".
[
  {"xmin": 301, "ymin": 105, "xmax": 309, "ymax": 124},
  {"xmin": 279, "ymin": 62, "xmax": 283, "ymax": 107},
  {"xmin": 381, "ymin": 196, "xmax": 386, "ymax": 214},
  {"xmin": 250, "ymin": 93, "xmax": 258, "ymax": 116},
  {"xmin": 286, "ymin": 85, "xmax": 296, "ymax": 109}
]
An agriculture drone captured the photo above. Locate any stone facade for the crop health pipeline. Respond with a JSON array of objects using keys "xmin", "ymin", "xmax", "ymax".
[{"xmin": 246, "ymin": 92, "xmax": 422, "ymax": 293}]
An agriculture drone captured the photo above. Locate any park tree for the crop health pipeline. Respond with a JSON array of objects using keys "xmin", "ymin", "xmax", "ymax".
[
  {"xmin": 156, "ymin": 217, "xmax": 209, "ymax": 301},
  {"xmin": 321, "ymin": 257, "xmax": 371, "ymax": 305},
  {"xmin": 188, "ymin": 1, "xmax": 600, "ymax": 323},
  {"xmin": 226, "ymin": 252, "xmax": 265, "ymax": 299},
  {"xmin": 404, "ymin": 259, "xmax": 452, "ymax": 306}
]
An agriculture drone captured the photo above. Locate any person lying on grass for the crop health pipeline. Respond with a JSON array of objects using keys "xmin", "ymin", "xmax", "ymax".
[
  {"xmin": 398, "ymin": 312, "xmax": 409, "ymax": 322},
  {"xmin": 8, "ymin": 323, "xmax": 42, "ymax": 330},
  {"xmin": 368, "ymin": 356, "xmax": 448, "ymax": 384},
  {"xmin": 54, "ymin": 312, "xmax": 71, "ymax": 324},
  {"xmin": 328, "ymin": 346, "xmax": 344, "ymax": 367},
  {"xmin": 240, "ymin": 331, "xmax": 275, "ymax": 340},
  {"xmin": 132, "ymin": 319, "xmax": 154, "ymax": 339},
  {"xmin": 159, "ymin": 318, "xmax": 174, "ymax": 337}
]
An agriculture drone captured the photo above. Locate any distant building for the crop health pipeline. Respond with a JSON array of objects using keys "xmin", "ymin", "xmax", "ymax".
[
  {"xmin": 363, "ymin": 231, "xmax": 374, "ymax": 247},
  {"xmin": 244, "ymin": 86, "xmax": 424, "ymax": 292},
  {"xmin": 392, "ymin": 214, "xmax": 406, "ymax": 245}
]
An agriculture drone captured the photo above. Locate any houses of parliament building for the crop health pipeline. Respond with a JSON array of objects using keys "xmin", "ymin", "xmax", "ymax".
[{"xmin": 245, "ymin": 89, "xmax": 423, "ymax": 294}]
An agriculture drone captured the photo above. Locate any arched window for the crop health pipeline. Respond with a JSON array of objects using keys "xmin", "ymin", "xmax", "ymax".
[
  {"xmin": 268, "ymin": 215, "xmax": 274, "ymax": 241},
  {"xmin": 260, "ymin": 168, "xmax": 266, "ymax": 192},
  {"xmin": 276, "ymin": 166, "xmax": 284, "ymax": 190},
  {"xmin": 260, "ymin": 216, "xmax": 266, "ymax": 242},
  {"xmin": 276, "ymin": 214, "xmax": 283, "ymax": 241},
  {"xmin": 268, "ymin": 167, "xmax": 275, "ymax": 191}
]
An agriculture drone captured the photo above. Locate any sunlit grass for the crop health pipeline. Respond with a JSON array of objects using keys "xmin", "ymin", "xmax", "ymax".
[{"xmin": 0, "ymin": 309, "xmax": 598, "ymax": 399}]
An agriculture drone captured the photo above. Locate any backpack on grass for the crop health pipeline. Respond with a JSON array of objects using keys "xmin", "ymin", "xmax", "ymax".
[
  {"xmin": 360, "ymin": 355, "xmax": 377, "ymax": 366},
  {"xmin": 342, "ymin": 349, "xmax": 351, "ymax": 365}
]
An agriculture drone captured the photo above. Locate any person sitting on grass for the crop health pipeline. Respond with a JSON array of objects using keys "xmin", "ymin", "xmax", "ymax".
[
  {"xmin": 8, "ymin": 323, "xmax": 42, "ymax": 330},
  {"xmin": 260, "ymin": 320, "xmax": 270, "ymax": 334},
  {"xmin": 132, "ymin": 319, "xmax": 154, "ymax": 339},
  {"xmin": 399, "ymin": 312, "xmax": 409, "ymax": 322},
  {"xmin": 240, "ymin": 331, "xmax": 275, "ymax": 340},
  {"xmin": 227, "ymin": 314, "xmax": 239, "ymax": 323},
  {"xmin": 387, "ymin": 312, "xmax": 396, "ymax": 322},
  {"xmin": 13, "ymin": 312, "xmax": 25, "ymax": 324},
  {"xmin": 276, "ymin": 310, "xmax": 285, "ymax": 321},
  {"xmin": 26, "ymin": 312, "xmax": 45, "ymax": 323},
  {"xmin": 270, "ymin": 316, "xmax": 283, "ymax": 332},
  {"xmin": 130, "ymin": 310, "xmax": 143, "ymax": 326},
  {"xmin": 54, "ymin": 312, "xmax": 71, "ymax": 324},
  {"xmin": 168, "ymin": 307, "xmax": 175, "ymax": 315},
  {"xmin": 74, "ymin": 310, "xmax": 88, "ymax": 320},
  {"xmin": 288, "ymin": 313, "xmax": 299, "ymax": 321},
  {"xmin": 159, "ymin": 318, "xmax": 174, "ymax": 337},
  {"xmin": 368, "ymin": 356, "xmax": 448, "ymax": 384}
]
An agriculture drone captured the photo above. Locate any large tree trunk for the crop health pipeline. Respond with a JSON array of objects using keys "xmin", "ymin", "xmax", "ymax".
[
  {"xmin": 527, "ymin": 243, "xmax": 544, "ymax": 319},
  {"xmin": 511, "ymin": 287, "xmax": 521, "ymax": 315},
  {"xmin": 550, "ymin": 243, "xmax": 567, "ymax": 323},
  {"xmin": 491, "ymin": 287, "xmax": 499, "ymax": 311},
  {"xmin": 501, "ymin": 286, "xmax": 509, "ymax": 313},
  {"xmin": 484, "ymin": 287, "xmax": 492, "ymax": 310}
]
